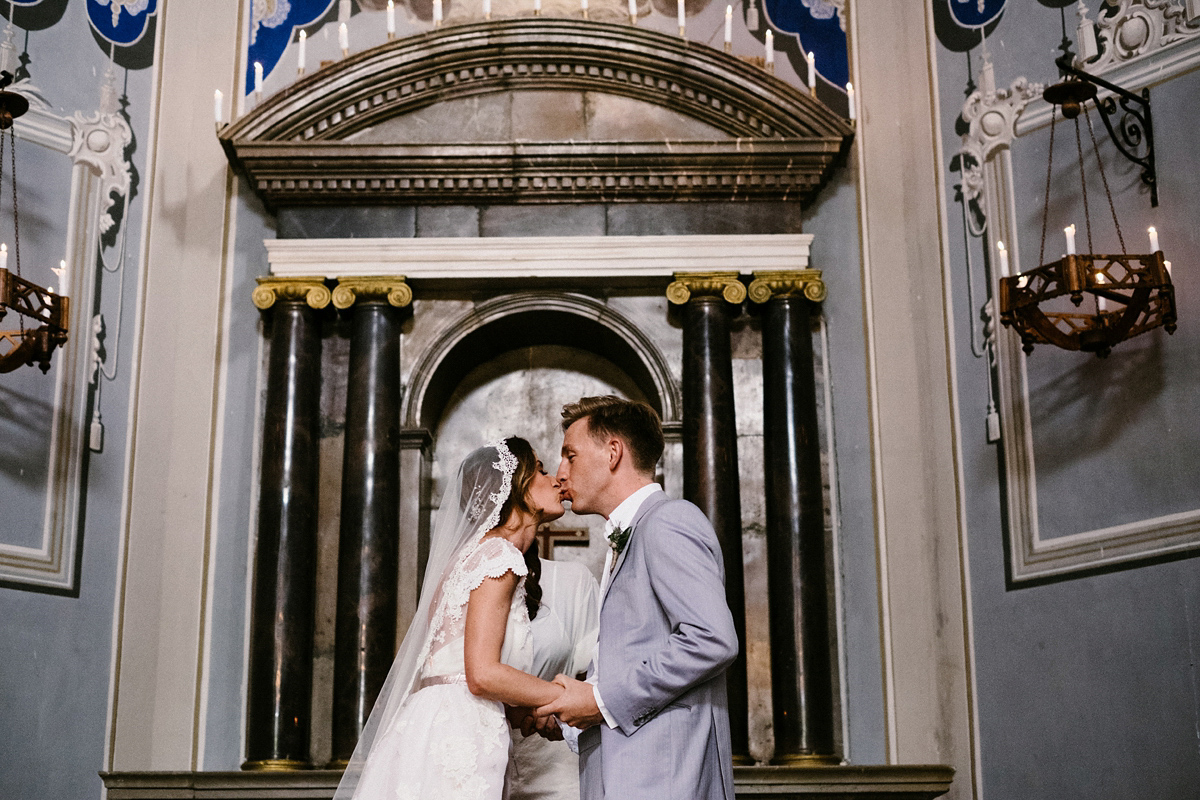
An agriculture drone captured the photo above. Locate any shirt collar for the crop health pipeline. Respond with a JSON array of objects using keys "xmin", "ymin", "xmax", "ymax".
[{"xmin": 605, "ymin": 483, "xmax": 663, "ymax": 534}]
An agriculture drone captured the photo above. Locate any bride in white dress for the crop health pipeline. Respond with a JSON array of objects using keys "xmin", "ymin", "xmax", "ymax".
[{"xmin": 334, "ymin": 437, "xmax": 567, "ymax": 800}]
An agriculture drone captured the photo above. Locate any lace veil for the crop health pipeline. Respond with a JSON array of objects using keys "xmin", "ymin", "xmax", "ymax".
[{"xmin": 332, "ymin": 439, "xmax": 519, "ymax": 800}]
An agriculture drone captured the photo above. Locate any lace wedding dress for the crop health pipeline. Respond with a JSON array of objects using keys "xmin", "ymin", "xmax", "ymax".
[{"xmin": 352, "ymin": 535, "xmax": 534, "ymax": 800}]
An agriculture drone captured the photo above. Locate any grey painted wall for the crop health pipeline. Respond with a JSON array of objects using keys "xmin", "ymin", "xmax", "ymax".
[
  {"xmin": 0, "ymin": 3, "xmax": 155, "ymax": 799},
  {"xmin": 934, "ymin": 2, "xmax": 1200, "ymax": 797}
]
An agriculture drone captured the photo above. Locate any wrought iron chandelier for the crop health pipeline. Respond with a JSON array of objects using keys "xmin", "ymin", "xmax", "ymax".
[
  {"xmin": 0, "ymin": 70, "xmax": 68, "ymax": 373},
  {"xmin": 997, "ymin": 55, "xmax": 1176, "ymax": 358}
]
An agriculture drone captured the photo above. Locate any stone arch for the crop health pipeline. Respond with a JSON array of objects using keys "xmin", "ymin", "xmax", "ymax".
[
  {"xmin": 402, "ymin": 291, "xmax": 679, "ymax": 431},
  {"xmin": 219, "ymin": 19, "xmax": 853, "ymax": 206}
]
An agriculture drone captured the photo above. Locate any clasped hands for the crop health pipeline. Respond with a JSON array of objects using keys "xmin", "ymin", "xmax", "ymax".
[{"xmin": 507, "ymin": 674, "xmax": 604, "ymax": 739}]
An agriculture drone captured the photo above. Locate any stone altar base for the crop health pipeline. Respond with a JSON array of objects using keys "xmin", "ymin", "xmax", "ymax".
[{"xmin": 101, "ymin": 765, "xmax": 953, "ymax": 800}]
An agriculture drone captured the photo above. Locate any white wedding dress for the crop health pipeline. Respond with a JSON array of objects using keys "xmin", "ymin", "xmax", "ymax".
[{"xmin": 352, "ymin": 535, "xmax": 534, "ymax": 800}]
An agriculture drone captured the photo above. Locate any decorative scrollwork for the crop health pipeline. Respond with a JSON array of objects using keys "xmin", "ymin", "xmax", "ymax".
[
  {"xmin": 746, "ymin": 270, "xmax": 826, "ymax": 304},
  {"xmin": 331, "ymin": 277, "xmax": 413, "ymax": 309},
  {"xmin": 252, "ymin": 276, "xmax": 332, "ymax": 310},
  {"xmin": 666, "ymin": 272, "xmax": 746, "ymax": 305}
]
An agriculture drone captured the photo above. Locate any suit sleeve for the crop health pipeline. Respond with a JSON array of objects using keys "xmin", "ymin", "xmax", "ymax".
[{"xmin": 599, "ymin": 501, "xmax": 738, "ymax": 735}]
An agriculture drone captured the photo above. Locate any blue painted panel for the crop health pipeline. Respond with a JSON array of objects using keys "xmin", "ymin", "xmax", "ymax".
[
  {"xmin": 246, "ymin": 0, "xmax": 334, "ymax": 95},
  {"xmin": 947, "ymin": 0, "xmax": 1006, "ymax": 29},
  {"xmin": 763, "ymin": 0, "xmax": 848, "ymax": 91},
  {"xmin": 85, "ymin": 0, "xmax": 158, "ymax": 47}
]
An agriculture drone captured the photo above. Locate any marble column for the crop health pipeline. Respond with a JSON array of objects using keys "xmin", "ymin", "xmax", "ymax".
[
  {"xmin": 667, "ymin": 272, "xmax": 750, "ymax": 763},
  {"xmin": 329, "ymin": 278, "xmax": 413, "ymax": 765},
  {"xmin": 245, "ymin": 277, "xmax": 331, "ymax": 770},
  {"xmin": 748, "ymin": 270, "xmax": 838, "ymax": 764}
]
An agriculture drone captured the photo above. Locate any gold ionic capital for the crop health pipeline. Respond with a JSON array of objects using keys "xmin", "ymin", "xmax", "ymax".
[
  {"xmin": 252, "ymin": 276, "xmax": 332, "ymax": 311},
  {"xmin": 666, "ymin": 272, "xmax": 746, "ymax": 305},
  {"xmin": 747, "ymin": 270, "xmax": 826, "ymax": 304},
  {"xmin": 331, "ymin": 276, "xmax": 413, "ymax": 310}
]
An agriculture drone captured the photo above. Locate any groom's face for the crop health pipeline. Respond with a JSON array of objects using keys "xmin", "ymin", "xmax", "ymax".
[{"xmin": 557, "ymin": 417, "xmax": 609, "ymax": 516}]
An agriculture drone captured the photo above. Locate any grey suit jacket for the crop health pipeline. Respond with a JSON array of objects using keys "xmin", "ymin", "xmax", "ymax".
[{"xmin": 578, "ymin": 492, "xmax": 738, "ymax": 800}]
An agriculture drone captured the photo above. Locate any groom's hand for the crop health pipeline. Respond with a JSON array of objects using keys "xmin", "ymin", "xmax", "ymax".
[{"xmin": 537, "ymin": 674, "xmax": 604, "ymax": 730}]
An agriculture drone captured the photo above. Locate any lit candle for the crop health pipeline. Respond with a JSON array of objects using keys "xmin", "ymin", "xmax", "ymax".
[
  {"xmin": 484, "ymin": 0, "xmax": 491, "ymax": 17},
  {"xmin": 765, "ymin": 30, "xmax": 773, "ymax": 66},
  {"xmin": 678, "ymin": 0, "xmax": 685, "ymax": 35},
  {"xmin": 1148, "ymin": 225, "xmax": 1159, "ymax": 252},
  {"xmin": 433, "ymin": 0, "xmax": 442, "ymax": 25},
  {"xmin": 724, "ymin": 5, "xmax": 732, "ymax": 48},
  {"xmin": 59, "ymin": 260, "xmax": 68, "ymax": 293},
  {"xmin": 807, "ymin": 51, "xmax": 816, "ymax": 91},
  {"xmin": 254, "ymin": 61, "xmax": 263, "ymax": 95},
  {"xmin": 1065, "ymin": 223, "xmax": 1076, "ymax": 255},
  {"xmin": 581, "ymin": 0, "xmax": 588, "ymax": 17},
  {"xmin": 339, "ymin": 22, "xmax": 349, "ymax": 54},
  {"xmin": 996, "ymin": 241, "xmax": 1009, "ymax": 278},
  {"xmin": 1094, "ymin": 272, "xmax": 1107, "ymax": 312},
  {"xmin": 628, "ymin": 0, "xmax": 637, "ymax": 23},
  {"xmin": 213, "ymin": 89, "xmax": 223, "ymax": 125},
  {"xmin": 1164, "ymin": 260, "xmax": 1172, "ymax": 278},
  {"xmin": 387, "ymin": 0, "xmax": 395, "ymax": 35},
  {"xmin": 534, "ymin": 0, "xmax": 541, "ymax": 15},
  {"xmin": 1, "ymin": 243, "xmax": 8, "ymax": 271},
  {"xmin": 846, "ymin": 82, "xmax": 856, "ymax": 120},
  {"xmin": 298, "ymin": 30, "xmax": 306, "ymax": 74}
]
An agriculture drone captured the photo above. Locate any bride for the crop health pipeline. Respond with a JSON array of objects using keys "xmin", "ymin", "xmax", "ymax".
[{"xmin": 334, "ymin": 437, "xmax": 567, "ymax": 800}]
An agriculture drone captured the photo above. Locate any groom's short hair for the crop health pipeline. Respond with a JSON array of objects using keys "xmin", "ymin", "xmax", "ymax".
[{"xmin": 561, "ymin": 395, "xmax": 664, "ymax": 475}]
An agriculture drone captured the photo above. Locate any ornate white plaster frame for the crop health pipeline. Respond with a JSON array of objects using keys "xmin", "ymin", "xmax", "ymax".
[
  {"xmin": 957, "ymin": 4, "xmax": 1200, "ymax": 583},
  {"xmin": 0, "ymin": 100, "xmax": 132, "ymax": 591}
]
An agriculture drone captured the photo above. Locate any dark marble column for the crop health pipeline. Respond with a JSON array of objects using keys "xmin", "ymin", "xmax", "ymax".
[
  {"xmin": 329, "ymin": 279, "xmax": 411, "ymax": 765},
  {"xmin": 244, "ymin": 277, "xmax": 331, "ymax": 770},
  {"xmin": 749, "ymin": 271, "xmax": 838, "ymax": 764},
  {"xmin": 668, "ymin": 272, "xmax": 750, "ymax": 763}
]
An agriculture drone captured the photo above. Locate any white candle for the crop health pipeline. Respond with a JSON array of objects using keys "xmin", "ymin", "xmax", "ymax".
[
  {"xmin": 298, "ymin": 30, "xmax": 307, "ymax": 73},
  {"xmin": 213, "ymin": 89, "xmax": 223, "ymax": 124},
  {"xmin": 534, "ymin": 0, "xmax": 541, "ymax": 14},
  {"xmin": 765, "ymin": 30, "xmax": 773, "ymax": 65},
  {"xmin": 1164, "ymin": 260, "xmax": 1172, "ymax": 278},
  {"xmin": 387, "ymin": 0, "xmax": 395, "ymax": 33},
  {"xmin": 1, "ymin": 243, "xmax": 8, "ymax": 271},
  {"xmin": 484, "ymin": 0, "xmax": 491, "ymax": 17},
  {"xmin": 254, "ymin": 62, "xmax": 263, "ymax": 94},
  {"xmin": 1148, "ymin": 226, "xmax": 1159, "ymax": 252},
  {"xmin": 846, "ymin": 82, "xmax": 856, "ymax": 120},
  {"xmin": 59, "ymin": 260, "xmax": 68, "ymax": 293},
  {"xmin": 628, "ymin": 0, "xmax": 637, "ymax": 23},
  {"xmin": 339, "ymin": 22, "xmax": 349, "ymax": 53},
  {"xmin": 1065, "ymin": 224, "xmax": 1076, "ymax": 255},
  {"xmin": 996, "ymin": 241, "xmax": 1009, "ymax": 278},
  {"xmin": 581, "ymin": 0, "xmax": 588, "ymax": 16},
  {"xmin": 433, "ymin": 0, "xmax": 442, "ymax": 24},
  {"xmin": 724, "ymin": 5, "xmax": 732, "ymax": 47},
  {"xmin": 1095, "ymin": 272, "xmax": 1107, "ymax": 312},
  {"xmin": 678, "ymin": 0, "xmax": 685, "ymax": 33},
  {"xmin": 807, "ymin": 51, "xmax": 816, "ymax": 91}
]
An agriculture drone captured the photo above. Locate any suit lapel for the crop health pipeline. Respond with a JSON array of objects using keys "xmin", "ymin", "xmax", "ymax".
[{"xmin": 601, "ymin": 490, "xmax": 667, "ymax": 607}]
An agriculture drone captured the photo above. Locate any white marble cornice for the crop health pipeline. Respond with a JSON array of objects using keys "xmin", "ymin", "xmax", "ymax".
[{"xmin": 265, "ymin": 234, "xmax": 813, "ymax": 282}]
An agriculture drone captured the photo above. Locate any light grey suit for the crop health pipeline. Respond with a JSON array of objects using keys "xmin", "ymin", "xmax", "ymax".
[{"xmin": 578, "ymin": 492, "xmax": 738, "ymax": 800}]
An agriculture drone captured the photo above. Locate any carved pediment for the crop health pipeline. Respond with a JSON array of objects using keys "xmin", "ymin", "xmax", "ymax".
[{"xmin": 220, "ymin": 18, "xmax": 853, "ymax": 206}]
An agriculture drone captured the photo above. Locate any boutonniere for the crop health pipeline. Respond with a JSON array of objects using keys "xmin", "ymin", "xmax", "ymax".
[{"xmin": 607, "ymin": 525, "xmax": 633, "ymax": 559}]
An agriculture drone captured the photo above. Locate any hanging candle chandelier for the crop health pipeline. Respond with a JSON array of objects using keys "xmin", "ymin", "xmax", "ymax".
[
  {"xmin": 0, "ymin": 70, "xmax": 68, "ymax": 373},
  {"xmin": 998, "ymin": 56, "xmax": 1176, "ymax": 358}
]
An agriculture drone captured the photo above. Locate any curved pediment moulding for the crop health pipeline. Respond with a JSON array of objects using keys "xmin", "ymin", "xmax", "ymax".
[{"xmin": 219, "ymin": 18, "xmax": 853, "ymax": 206}]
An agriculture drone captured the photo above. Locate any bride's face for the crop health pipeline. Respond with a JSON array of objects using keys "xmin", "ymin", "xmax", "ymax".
[{"xmin": 528, "ymin": 458, "xmax": 566, "ymax": 522}]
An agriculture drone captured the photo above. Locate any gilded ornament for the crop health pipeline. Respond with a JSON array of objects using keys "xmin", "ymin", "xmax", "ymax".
[
  {"xmin": 332, "ymin": 277, "xmax": 413, "ymax": 309},
  {"xmin": 747, "ymin": 270, "xmax": 826, "ymax": 304},
  {"xmin": 252, "ymin": 276, "xmax": 332, "ymax": 310},
  {"xmin": 666, "ymin": 272, "xmax": 746, "ymax": 305}
]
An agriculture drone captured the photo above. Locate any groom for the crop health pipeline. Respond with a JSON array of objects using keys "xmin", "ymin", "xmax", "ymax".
[{"xmin": 537, "ymin": 395, "xmax": 738, "ymax": 800}]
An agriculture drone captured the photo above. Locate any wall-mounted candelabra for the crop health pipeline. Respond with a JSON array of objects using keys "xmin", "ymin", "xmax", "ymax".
[{"xmin": 0, "ymin": 71, "xmax": 69, "ymax": 374}]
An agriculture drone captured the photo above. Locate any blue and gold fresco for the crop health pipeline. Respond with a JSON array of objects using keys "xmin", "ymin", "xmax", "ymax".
[
  {"xmin": 247, "ymin": 0, "xmax": 335, "ymax": 95},
  {"xmin": 762, "ymin": 0, "xmax": 847, "ymax": 91},
  {"xmin": 86, "ymin": 0, "xmax": 159, "ymax": 47}
]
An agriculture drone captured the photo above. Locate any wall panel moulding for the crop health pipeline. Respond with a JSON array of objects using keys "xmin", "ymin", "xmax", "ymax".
[{"xmin": 218, "ymin": 19, "xmax": 854, "ymax": 208}]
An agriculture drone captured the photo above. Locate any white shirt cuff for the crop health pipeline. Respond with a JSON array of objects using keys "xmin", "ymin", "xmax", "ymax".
[{"xmin": 592, "ymin": 683, "xmax": 617, "ymax": 729}]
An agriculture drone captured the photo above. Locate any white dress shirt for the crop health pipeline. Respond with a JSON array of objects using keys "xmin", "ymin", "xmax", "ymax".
[{"xmin": 592, "ymin": 482, "xmax": 663, "ymax": 728}]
